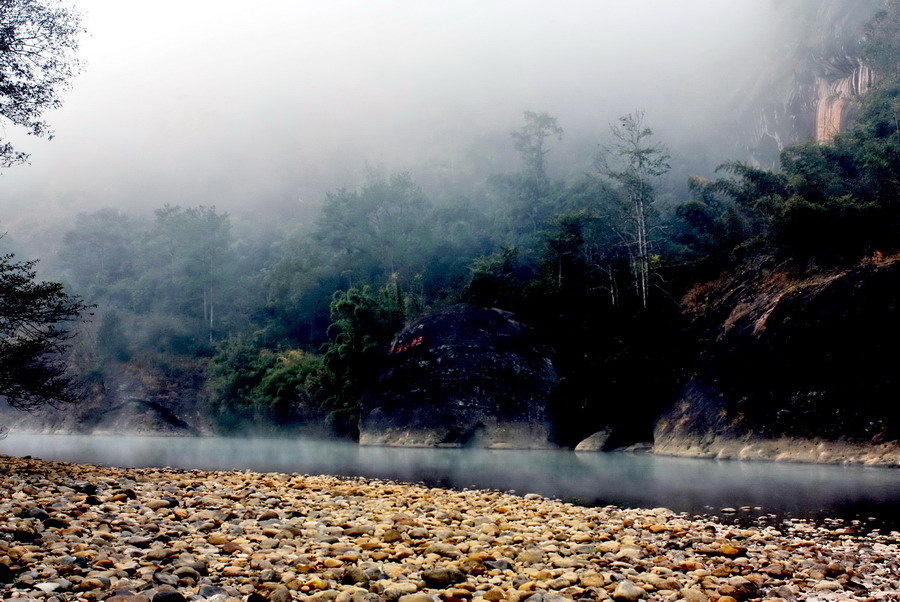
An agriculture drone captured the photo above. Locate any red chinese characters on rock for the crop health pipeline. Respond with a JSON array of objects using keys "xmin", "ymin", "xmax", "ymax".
[{"xmin": 389, "ymin": 336, "xmax": 424, "ymax": 355}]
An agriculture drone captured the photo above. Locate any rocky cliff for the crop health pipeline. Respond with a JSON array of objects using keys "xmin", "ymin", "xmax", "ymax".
[
  {"xmin": 0, "ymin": 360, "xmax": 208, "ymax": 436},
  {"xmin": 738, "ymin": 0, "xmax": 880, "ymax": 165},
  {"xmin": 654, "ymin": 256, "xmax": 900, "ymax": 464},
  {"xmin": 359, "ymin": 304, "xmax": 558, "ymax": 448}
]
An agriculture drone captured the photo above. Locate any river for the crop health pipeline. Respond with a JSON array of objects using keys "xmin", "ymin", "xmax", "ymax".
[{"xmin": 3, "ymin": 433, "xmax": 899, "ymax": 529}]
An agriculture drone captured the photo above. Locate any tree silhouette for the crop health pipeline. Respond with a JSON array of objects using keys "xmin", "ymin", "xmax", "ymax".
[
  {"xmin": 0, "ymin": 0, "xmax": 84, "ymax": 167},
  {"xmin": 0, "ymin": 253, "xmax": 89, "ymax": 434}
]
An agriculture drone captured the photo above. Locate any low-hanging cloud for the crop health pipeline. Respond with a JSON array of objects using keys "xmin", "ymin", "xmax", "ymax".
[{"xmin": 0, "ymin": 0, "xmax": 865, "ymax": 222}]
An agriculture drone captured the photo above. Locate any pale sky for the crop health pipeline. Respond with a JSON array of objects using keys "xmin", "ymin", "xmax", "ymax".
[{"xmin": 0, "ymin": 1, "xmax": 791, "ymax": 224}]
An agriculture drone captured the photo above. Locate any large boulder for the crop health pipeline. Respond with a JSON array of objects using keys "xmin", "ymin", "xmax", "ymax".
[{"xmin": 359, "ymin": 304, "xmax": 558, "ymax": 448}]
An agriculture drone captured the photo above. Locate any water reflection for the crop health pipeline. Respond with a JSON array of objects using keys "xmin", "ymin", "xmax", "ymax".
[{"xmin": 3, "ymin": 434, "xmax": 900, "ymax": 525}]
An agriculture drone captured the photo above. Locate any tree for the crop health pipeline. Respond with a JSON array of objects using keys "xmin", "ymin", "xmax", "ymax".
[
  {"xmin": 206, "ymin": 336, "xmax": 325, "ymax": 432},
  {"xmin": 137, "ymin": 205, "xmax": 233, "ymax": 343},
  {"xmin": 864, "ymin": 0, "xmax": 900, "ymax": 86},
  {"xmin": 598, "ymin": 111, "xmax": 670, "ymax": 308},
  {"xmin": 0, "ymin": 253, "xmax": 89, "ymax": 428},
  {"xmin": 511, "ymin": 110, "xmax": 564, "ymax": 185},
  {"xmin": 0, "ymin": 0, "xmax": 84, "ymax": 167},
  {"xmin": 315, "ymin": 172, "xmax": 431, "ymax": 280},
  {"xmin": 320, "ymin": 283, "xmax": 405, "ymax": 437},
  {"xmin": 263, "ymin": 232, "xmax": 339, "ymax": 347},
  {"xmin": 59, "ymin": 208, "xmax": 140, "ymax": 301},
  {"xmin": 492, "ymin": 111, "xmax": 566, "ymax": 243},
  {"xmin": 464, "ymin": 247, "xmax": 533, "ymax": 312}
]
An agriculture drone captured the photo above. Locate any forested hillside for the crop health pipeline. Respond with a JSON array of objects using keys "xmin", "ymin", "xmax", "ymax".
[{"xmin": 4, "ymin": 1, "xmax": 900, "ymax": 449}]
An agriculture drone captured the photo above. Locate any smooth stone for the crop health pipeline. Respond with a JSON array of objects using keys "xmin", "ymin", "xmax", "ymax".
[
  {"xmin": 485, "ymin": 558, "xmax": 513, "ymax": 571},
  {"xmin": 173, "ymin": 566, "xmax": 201, "ymax": 581},
  {"xmin": 342, "ymin": 566, "xmax": 370, "ymax": 585},
  {"xmin": 598, "ymin": 541, "xmax": 621, "ymax": 554},
  {"xmin": 423, "ymin": 542, "xmax": 461, "ymax": 558},
  {"xmin": 147, "ymin": 548, "xmax": 176, "ymax": 561},
  {"xmin": 382, "ymin": 582, "xmax": 418, "ymax": 598},
  {"xmin": 579, "ymin": 571, "xmax": 606, "ymax": 588},
  {"xmin": 613, "ymin": 580, "xmax": 644, "ymax": 601},
  {"xmin": 397, "ymin": 595, "xmax": 434, "ymax": 602},
  {"xmin": 343, "ymin": 525, "xmax": 375, "ymax": 536},
  {"xmin": 154, "ymin": 572, "xmax": 179, "ymax": 586},
  {"xmin": 574, "ymin": 428, "xmax": 613, "ymax": 452},
  {"xmin": 483, "ymin": 588, "xmax": 506, "ymax": 601},
  {"xmin": 679, "ymin": 589, "xmax": 708, "ymax": 602},
  {"xmin": 421, "ymin": 567, "xmax": 465, "ymax": 588},
  {"xmin": 615, "ymin": 547, "xmax": 643, "ymax": 562},
  {"xmin": 199, "ymin": 585, "xmax": 229, "ymax": 598},
  {"xmin": 269, "ymin": 586, "xmax": 292, "ymax": 602},
  {"xmin": 77, "ymin": 578, "xmax": 107, "ymax": 590},
  {"xmin": 516, "ymin": 548, "xmax": 544, "ymax": 564},
  {"xmin": 152, "ymin": 593, "xmax": 187, "ymax": 602},
  {"xmin": 34, "ymin": 582, "xmax": 61, "ymax": 593},
  {"xmin": 126, "ymin": 536, "xmax": 154, "ymax": 548}
]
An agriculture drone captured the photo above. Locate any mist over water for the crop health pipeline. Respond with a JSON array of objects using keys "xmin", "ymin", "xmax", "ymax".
[{"xmin": 4, "ymin": 434, "xmax": 900, "ymax": 528}]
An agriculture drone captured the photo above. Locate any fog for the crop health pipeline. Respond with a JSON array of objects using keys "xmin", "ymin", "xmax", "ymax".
[
  {"xmin": 6, "ymin": 433, "xmax": 900, "ymax": 526},
  {"xmin": 0, "ymin": 0, "xmax": 804, "ymax": 223}
]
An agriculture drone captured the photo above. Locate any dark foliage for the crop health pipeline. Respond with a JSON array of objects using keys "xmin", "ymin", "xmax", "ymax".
[
  {"xmin": 0, "ymin": 253, "xmax": 89, "ymax": 411},
  {"xmin": 0, "ymin": 0, "xmax": 84, "ymax": 167},
  {"xmin": 319, "ymin": 283, "xmax": 406, "ymax": 437}
]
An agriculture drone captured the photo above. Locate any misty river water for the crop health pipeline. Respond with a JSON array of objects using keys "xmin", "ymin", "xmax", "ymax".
[{"xmin": 3, "ymin": 434, "xmax": 900, "ymax": 529}]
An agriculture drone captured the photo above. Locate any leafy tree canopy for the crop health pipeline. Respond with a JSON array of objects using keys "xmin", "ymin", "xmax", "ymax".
[
  {"xmin": 0, "ymin": 253, "xmax": 89, "ymax": 415},
  {"xmin": 0, "ymin": 0, "xmax": 84, "ymax": 167}
]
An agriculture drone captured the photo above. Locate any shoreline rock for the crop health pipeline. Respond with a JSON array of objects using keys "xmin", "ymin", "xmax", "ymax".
[
  {"xmin": 2, "ymin": 454, "xmax": 900, "ymax": 601},
  {"xmin": 663, "ymin": 259, "xmax": 900, "ymax": 460},
  {"xmin": 652, "ymin": 433, "xmax": 900, "ymax": 467}
]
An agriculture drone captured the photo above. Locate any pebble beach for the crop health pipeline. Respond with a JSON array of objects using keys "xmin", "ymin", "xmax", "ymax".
[{"xmin": 1, "ymin": 454, "xmax": 899, "ymax": 602}]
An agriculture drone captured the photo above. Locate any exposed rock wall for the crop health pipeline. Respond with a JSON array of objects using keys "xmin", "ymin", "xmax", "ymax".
[
  {"xmin": 655, "ymin": 256, "xmax": 900, "ymax": 463},
  {"xmin": 359, "ymin": 304, "xmax": 558, "ymax": 448},
  {"xmin": 815, "ymin": 60, "xmax": 875, "ymax": 141},
  {"xmin": 737, "ymin": 1, "xmax": 881, "ymax": 164},
  {"xmin": 0, "ymin": 361, "xmax": 207, "ymax": 435}
]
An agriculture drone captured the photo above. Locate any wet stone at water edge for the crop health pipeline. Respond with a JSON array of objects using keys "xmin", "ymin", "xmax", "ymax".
[{"xmin": 1, "ymin": 454, "xmax": 900, "ymax": 601}]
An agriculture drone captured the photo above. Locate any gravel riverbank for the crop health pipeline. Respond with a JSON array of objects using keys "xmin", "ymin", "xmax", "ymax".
[{"xmin": 1, "ymin": 454, "xmax": 899, "ymax": 602}]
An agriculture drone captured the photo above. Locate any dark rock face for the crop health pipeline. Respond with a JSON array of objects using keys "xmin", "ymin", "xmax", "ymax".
[
  {"xmin": 359, "ymin": 304, "xmax": 557, "ymax": 448},
  {"xmin": 655, "ymin": 258, "xmax": 900, "ymax": 460},
  {"xmin": 0, "ymin": 361, "xmax": 206, "ymax": 435}
]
